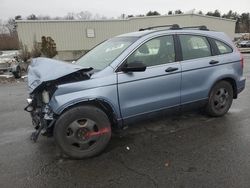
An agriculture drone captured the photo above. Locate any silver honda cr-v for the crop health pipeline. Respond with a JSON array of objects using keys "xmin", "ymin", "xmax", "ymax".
[{"xmin": 25, "ymin": 25, "xmax": 246, "ymax": 159}]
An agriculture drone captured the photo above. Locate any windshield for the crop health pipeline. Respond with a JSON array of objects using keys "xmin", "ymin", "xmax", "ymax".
[{"xmin": 76, "ymin": 37, "xmax": 138, "ymax": 70}]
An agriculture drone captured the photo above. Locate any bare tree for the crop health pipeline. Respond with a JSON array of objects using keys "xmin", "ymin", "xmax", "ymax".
[
  {"xmin": 27, "ymin": 14, "xmax": 38, "ymax": 20},
  {"xmin": 65, "ymin": 12, "xmax": 75, "ymax": 20},
  {"xmin": 5, "ymin": 18, "xmax": 17, "ymax": 35},
  {"xmin": 37, "ymin": 15, "xmax": 51, "ymax": 20},
  {"xmin": 76, "ymin": 11, "xmax": 92, "ymax": 20},
  {"xmin": 0, "ymin": 20, "xmax": 8, "ymax": 34}
]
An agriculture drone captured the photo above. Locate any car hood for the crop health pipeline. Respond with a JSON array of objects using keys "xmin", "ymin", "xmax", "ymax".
[{"xmin": 28, "ymin": 57, "xmax": 92, "ymax": 93}]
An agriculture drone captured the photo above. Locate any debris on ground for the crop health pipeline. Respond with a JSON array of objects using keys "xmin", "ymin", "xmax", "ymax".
[
  {"xmin": 170, "ymin": 129, "xmax": 176, "ymax": 133},
  {"xmin": 164, "ymin": 160, "xmax": 170, "ymax": 167},
  {"xmin": 186, "ymin": 166, "xmax": 197, "ymax": 172},
  {"xmin": 21, "ymin": 75, "xmax": 27, "ymax": 79},
  {"xmin": 0, "ymin": 74, "xmax": 26, "ymax": 84},
  {"xmin": 126, "ymin": 146, "xmax": 130, "ymax": 151}
]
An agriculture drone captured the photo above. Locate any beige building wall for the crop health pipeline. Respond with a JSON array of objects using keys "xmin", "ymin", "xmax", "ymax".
[{"xmin": 17, "ymin": 14, "xmax": 236, "ymax": 60}]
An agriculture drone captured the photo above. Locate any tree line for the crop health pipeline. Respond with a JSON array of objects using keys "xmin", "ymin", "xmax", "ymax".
[
  {"xmin": 8, "ymin": 10, "xmax": 250, "ymax": 33},
  {"xmin": 136, "ymin": 10, "xmax": 250, "ymax": 33}
]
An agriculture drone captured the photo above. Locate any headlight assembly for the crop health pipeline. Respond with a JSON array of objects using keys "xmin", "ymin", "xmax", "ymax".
[{"xmin": 42, "ymin": 90, "xmax": 50, "ymax": 104}]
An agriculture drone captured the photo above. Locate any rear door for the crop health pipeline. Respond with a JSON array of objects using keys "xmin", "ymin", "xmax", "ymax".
[
  {"xmin": 178, "ymin": 34, "xmax": 218, "ymax": 104},
  {"xmin": 117, "ymin": 35, "xmax": 181, "ymax": 120}
]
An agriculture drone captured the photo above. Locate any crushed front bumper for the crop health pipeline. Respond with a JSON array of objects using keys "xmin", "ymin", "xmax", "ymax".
[{"xmin": 24, "ymin": 98, "xmax": 55, "ymax": 142}]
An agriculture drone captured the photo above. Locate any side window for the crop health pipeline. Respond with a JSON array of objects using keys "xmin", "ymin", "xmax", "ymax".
[
  {"xmin": 127, "ymin": 35, "xmax": 175, "ymax": 67},
  {"xmin": 179, "ymin": 35, "xmax": 211, "ymax": 60},
  {"xmin": 215, "ymin": 40, "xmax": 233, "ymax": 54}
]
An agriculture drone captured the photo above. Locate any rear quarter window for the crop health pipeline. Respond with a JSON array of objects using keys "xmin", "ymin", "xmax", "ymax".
[{"xmin": 214, "ymin": 40, "xmax": 233, "ymax": 54}]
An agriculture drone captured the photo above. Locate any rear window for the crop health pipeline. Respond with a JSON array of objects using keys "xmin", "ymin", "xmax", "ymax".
[
  {"xmin": 179, "ymin": 35, "xmax": 211, "ymax": 61},
  {"xmin": 214, "ymin": 40, "xmax": 233, "ymax": 54}
]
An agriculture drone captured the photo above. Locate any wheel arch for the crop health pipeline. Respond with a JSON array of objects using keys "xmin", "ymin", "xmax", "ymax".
[
  {"xmin": 209, "ymin": 77, "xmax": 237, "ymax": 99},
  {"xmin": 57, "ymin": 99, "xmax": 122, "ymax": 130}
]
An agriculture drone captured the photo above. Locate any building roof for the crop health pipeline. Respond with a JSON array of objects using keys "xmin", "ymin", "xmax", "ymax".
[{"xmin": 16, "ymin": 13, "xmax": 236, "ymax": 23}]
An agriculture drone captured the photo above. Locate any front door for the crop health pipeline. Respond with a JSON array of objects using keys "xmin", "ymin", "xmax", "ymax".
[{"xmin": 117, "ymin": 35, "xmax": 181, "ymax": 121}]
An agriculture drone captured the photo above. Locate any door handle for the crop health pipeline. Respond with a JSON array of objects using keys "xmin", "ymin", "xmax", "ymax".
[
  {"xmin": 209, "ymin": 60, "xmax": 219, "ymax": 65},
  {"xmin": 165, "ymin": 67, "xmax": 178, "ymax": 72}
]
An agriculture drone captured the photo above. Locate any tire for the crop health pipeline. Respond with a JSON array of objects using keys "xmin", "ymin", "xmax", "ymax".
[
  {"xmin": 54, "ymin": 105, "xmax": 111, "ymax": 159},
  {"xmin": 206, "ymin": 81, "xmax": 233, "ymax": 117},
  {"xmin": 12, "ymin": 66, "xmax": 21, "ymax": 79}
]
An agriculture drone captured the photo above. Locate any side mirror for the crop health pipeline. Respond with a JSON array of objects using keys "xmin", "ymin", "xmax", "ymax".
[{"xmin": 121, "ymin": 61, "xmax": 146, "ymax": 72}]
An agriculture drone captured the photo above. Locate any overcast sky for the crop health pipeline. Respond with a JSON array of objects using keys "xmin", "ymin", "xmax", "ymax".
[{"xmin": 0, "ymin": 0, "xmax": 249, "ymax": 20}]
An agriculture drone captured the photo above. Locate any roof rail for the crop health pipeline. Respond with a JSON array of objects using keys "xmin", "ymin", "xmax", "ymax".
[
  {"xmin": 139, "ymin": 24, "xmax": 180, "ymax": 31},
  {"xmin": 181, "ymin": 25, "xmax": 209, "ymax": 31},
  {"xmin": 138, "ymin": 24, "xmax": 209, "ymax": 31}
]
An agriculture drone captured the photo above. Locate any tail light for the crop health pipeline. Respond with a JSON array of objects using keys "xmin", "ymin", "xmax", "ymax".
[
  {"xmin": 237, "ymin": 48, "xmax": 244, "ymax": 69},
  {"xmin": 240, "ymin": 53, "xmax": 244, "ymax": 69}
]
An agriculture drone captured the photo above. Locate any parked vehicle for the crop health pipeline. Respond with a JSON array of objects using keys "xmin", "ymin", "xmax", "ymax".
[
  {"xmin": 239, "ymin": 40, "xmax": 250, "ymax": 48},
  {"xmin": 0, "ymin": 51, "xmax": 22, "ymax": 78},
  {"xmin": 25, "ymin": 25, "xmax": 246, "ymax": 159}
]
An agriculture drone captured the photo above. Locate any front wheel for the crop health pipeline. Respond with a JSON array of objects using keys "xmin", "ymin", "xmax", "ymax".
[
  {"xmin": 54, "ymin": 105, "xmax": 111, "ymax": 159},
  {"xmin": 206, "ymin": 81, "xmax": 233, "ymax": 117}
]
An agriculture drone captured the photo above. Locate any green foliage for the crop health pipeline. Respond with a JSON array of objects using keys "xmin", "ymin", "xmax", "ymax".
[
  {"xmin": 222, "ymin": 10, "xmax": 238, "ymax": 20},
  {"xmin": 27, "ymin": 14, "xmax": 38, "ymax": 20},
  {"xmin": 41, "ymin": 36, "xmax": 58, "ymax": 58},
  {"xmin": 206, "ymin": 10, "xmax": 221, "ymax": 17},
  {"xmin": 146, "ymin": 11, "xmax": 160, "ymax": 16},
  {"xmin": 174, "ymin": 10, "xmax": 183, "ymax": 14},
  {"xmin": 15, "ymin": 15, "xmax": 22, "ymax": 20},
  {"xmin": 204, "ymin": 10, "xmax": 249, "ymax": 33},
  {"xmin": 168, "ymin": 11, "xmax": 173, "ymax": 15},
  {"xmin": 236, "ymin": 13, "xmax": 250, "ymax": 33}
]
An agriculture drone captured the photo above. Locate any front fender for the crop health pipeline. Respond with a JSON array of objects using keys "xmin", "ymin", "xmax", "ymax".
[{"xmin": 49, "ymin": 84, "xmax": 121, "ymax": 119}]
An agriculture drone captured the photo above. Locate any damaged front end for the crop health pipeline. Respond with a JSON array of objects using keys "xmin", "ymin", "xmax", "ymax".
[
  {"xmin": 25, "ymin": 57, "xmax": 93, "ymax": 142},
  {"xmin": 25, "ymin": 90, "xmax": 56, "ymax": 142}
]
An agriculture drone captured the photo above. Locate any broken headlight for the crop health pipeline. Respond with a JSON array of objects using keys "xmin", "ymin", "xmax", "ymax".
[{"xmin": 42, "ymin": 90, "xmax": 50, "ymax": 104}]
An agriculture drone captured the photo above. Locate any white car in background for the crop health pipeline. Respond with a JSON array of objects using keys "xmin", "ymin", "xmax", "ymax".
[{"xmin": 0, "ymin": 51, "xmax": 22, "ymax": 78}]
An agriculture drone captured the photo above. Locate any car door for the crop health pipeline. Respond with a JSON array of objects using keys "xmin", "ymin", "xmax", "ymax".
[
  {"xmin": 179, "ymin": 34, "xmax": 218, "ymax": 104},
  {"xmin": 117, "ymin": 35, "xmax": 181, "ymax": 121}
]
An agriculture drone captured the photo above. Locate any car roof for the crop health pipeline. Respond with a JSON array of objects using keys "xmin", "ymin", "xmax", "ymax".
[
  {"xmin": 117, "ymin": 30, "xmax": 153, "ymax": 37},
  {"xmin": 117, "ymin": 28, "xmax": 232, "ymax": 46}
]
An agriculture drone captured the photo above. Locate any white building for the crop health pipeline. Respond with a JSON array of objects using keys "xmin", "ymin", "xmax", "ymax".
[{"xmin": 17, "ymin": 14, "xmax": 236, "ymax": 61}]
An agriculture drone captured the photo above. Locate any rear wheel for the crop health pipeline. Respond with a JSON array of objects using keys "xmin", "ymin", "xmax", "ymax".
[
  {"xmin": 54, "ymin": 105, "xmax": 111, "ymax": 159},
  {"xmin": 12, "ymin": 65, "xmax": 21, "ymax": 79},
  {"xmin": 206, "ymin": 81, "xmax": 233, "ymax": 117}
]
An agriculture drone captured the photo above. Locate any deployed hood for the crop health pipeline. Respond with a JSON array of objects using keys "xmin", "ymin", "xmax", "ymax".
[{"xmin": 28, "ymin": 57, "xmax": 92, "ymax": 93}]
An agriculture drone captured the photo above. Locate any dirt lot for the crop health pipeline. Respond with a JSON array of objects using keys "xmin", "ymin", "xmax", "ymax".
[{"xmin": 0, "ymin": 54, "xmax": 250, "ymax": 188}]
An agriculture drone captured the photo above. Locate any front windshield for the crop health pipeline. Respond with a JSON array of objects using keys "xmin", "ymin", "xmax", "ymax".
[{"xmin": 76, "ymin": 36, "xmax": 138, "ymax": 70}]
